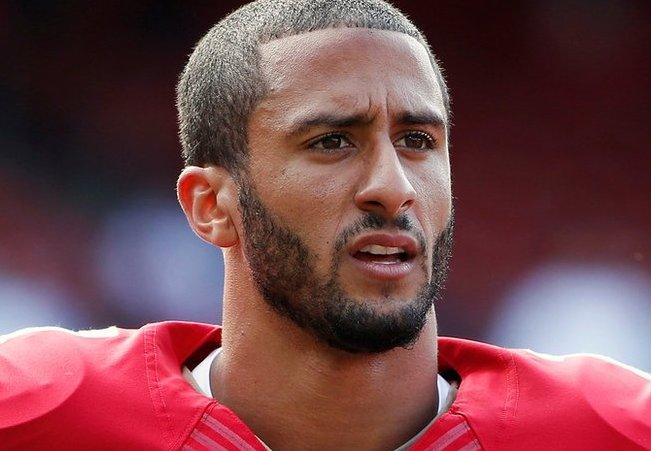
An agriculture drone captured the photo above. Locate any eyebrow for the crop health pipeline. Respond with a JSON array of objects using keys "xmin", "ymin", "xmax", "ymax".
[
  {"xmin": 286, "ymin": 112, "xmax": 373, "ymax": 137},
  {"xmin": 286, "ymin": 109, "xmax": 447, "ymax": 138},
  {"xmin": 395, "ymin": 111, "xmax": 447, "ymax": 129}
]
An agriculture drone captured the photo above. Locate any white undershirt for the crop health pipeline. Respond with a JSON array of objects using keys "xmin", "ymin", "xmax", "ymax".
[
  {"xmin": 185, "ymin": 348, "xmax": 455, "ymax": 450},
  {"xmin": 190, "ymin": 347, "xmax": 221, "ymax": 398}
]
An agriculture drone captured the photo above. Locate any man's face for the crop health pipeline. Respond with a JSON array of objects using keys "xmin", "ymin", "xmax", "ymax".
[{"xmin": 239, "ymin": 28, "xmax": 452, "ymax": 353}]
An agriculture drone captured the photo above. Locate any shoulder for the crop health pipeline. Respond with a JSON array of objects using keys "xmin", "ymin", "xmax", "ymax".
[
  {"xmin": 513, "ymin": 349, "xmax": 650, "ymax": 449},
  {"xmin": 510, "ymin": 347, "xmax": 651, "ymax": 393},
  {"xmin": 0, "ymin": 325, "xmax": 143, "ymax": 428},
  {"xmin": 438, "ymin": 337, "xmax": 651, "ymax": 449},
  {"xmin": 0, "ymin": 321, "xmax": 220, "ymax": 448}
]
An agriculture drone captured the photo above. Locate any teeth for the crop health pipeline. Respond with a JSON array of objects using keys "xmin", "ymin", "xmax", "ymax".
[{"xmin": 360, "ymin": 244, "xmax": 404, "ymax": 255}]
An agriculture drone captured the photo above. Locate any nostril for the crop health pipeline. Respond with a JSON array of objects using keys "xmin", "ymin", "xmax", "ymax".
[
  {"xmin": 399, "ymin": 199, "xmax": 414, "ymax": 211},
  {"xmin": 365, "ymin": 200, "xmax": 383, "ymax": 209}
]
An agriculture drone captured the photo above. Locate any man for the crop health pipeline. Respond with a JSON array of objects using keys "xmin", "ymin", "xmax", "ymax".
[{"xmin": 1, "ymin": 0, "xmax": 649, "ymax": 449}]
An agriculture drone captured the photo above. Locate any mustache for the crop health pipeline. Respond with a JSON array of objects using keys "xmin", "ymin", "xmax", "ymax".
[{"xmin": 333, "ymin": 213, "xmax": 427, "ymax": 256}]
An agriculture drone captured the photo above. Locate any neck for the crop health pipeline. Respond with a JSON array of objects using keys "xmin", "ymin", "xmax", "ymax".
[{"xmin": 213, "ymin": 260, "xmax": 440, "ymax": 451}]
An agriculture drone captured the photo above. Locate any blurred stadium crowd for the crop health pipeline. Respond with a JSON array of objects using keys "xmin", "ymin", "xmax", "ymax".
[{"xmin": 1, "ymin": 1, "xmax": 650, "ymax": 369}]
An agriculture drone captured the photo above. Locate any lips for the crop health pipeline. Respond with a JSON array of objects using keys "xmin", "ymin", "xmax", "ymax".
[
  {"xmin": 349, "ymin": 233, "xmax": 418, "ymax": 259},
  {"xmin": 347, "ymin": 233, "xmax": 420, "ymax": 281}
]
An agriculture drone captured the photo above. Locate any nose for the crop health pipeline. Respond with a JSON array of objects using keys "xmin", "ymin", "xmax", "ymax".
[{"xmin": 354, "ymin": 139, "xmax": 416, "ymax": 219}]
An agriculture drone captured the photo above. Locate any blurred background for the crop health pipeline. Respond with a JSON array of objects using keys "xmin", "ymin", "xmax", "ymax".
[{"xmin": 1, "ymin": 1, "xmax": 650, "ymax": 370}]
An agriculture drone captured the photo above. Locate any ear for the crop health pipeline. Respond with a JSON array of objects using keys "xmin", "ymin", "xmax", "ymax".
[{"xmin": 177, "ymin": 166, "xmax": 239, "ymax": 248}]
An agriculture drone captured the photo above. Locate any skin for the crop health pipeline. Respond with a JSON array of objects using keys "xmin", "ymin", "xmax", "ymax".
[{"xmin": 177, "ymin": 28, "xmax": 452, "ymax": 451}]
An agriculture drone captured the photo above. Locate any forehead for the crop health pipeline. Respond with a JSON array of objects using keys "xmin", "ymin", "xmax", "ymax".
[{"xmin": 256, "ymin": 28, "xmax": 446, "ymax": 124}]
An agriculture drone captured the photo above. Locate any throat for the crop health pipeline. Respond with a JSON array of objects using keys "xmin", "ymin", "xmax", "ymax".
[
  {"xmin": 212, "ymin": 346, "xmax": 440, "ymax": 451},
  {"xmin": 214, "ymin": 291, "xmax": 441, "ymax": 450}
]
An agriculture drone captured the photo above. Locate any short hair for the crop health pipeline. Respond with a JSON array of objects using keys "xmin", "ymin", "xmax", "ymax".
[{"xmin": 177, "ymin": 0, "xmax": 450, "ymax": 175}]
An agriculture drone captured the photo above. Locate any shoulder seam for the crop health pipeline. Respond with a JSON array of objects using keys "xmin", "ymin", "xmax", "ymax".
[
  {"xmin": 144, "ymin": 326, "xmax": 174, "ymax": 447},
  {"xmin": 497, "ymin": 347, "xmax": 519, "ymax": 448}
]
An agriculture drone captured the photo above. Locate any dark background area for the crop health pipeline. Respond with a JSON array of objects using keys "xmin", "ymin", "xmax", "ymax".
[{"xmin": 1, "ymin": 1, "xmax": 650, "ymax": 368}]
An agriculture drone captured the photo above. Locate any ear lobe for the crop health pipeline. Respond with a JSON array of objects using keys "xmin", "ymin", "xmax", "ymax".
[{"xmin": 177, "ymin": 166, "xmax": 239, "ymax": 248}]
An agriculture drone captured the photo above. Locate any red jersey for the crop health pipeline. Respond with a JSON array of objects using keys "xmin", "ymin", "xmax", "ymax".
[{"xmin": 0, "ymin": 321, "xmax": 649, "ymax": 450}]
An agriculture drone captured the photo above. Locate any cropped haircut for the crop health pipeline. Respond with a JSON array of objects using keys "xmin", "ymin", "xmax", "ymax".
[{"xmin": 177, "ymin": 0, "xmax": 450, "ymax": 176}]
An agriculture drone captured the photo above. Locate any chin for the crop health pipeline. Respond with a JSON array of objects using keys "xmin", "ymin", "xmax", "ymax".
[{"xmin": 343, "ymin": 280, "xmax": 426, "ymax": 303}]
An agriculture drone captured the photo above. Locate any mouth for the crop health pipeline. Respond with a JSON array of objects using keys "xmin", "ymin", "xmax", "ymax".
[
  {"xmin": 347, "ymin": 233, "xmax": 420, "ymax": 281},
  {"xmin": 353, "ymin": 244, "xmax": 411, "ymax": 264}
]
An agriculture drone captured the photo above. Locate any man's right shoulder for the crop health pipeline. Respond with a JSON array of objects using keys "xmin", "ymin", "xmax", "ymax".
[
  {"xmin": 0, "ymin": 321, "xmax": 222, "ymax": 449},
  {"xmin": 0, "ymin": 325, "xmax": 142, "ymax": 429}
]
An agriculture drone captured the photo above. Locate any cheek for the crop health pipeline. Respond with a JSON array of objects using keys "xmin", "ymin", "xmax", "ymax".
[
  {"xmin": 265, "ymin": 162, "xmax": 347, "ymax": 214},
  {"xmin": 411, "ymin": 158, "xmax": 452, "ymax": 231},
  {"xmin": 254, "ymin": 160, "xmax": 355, "ymax": 258}
]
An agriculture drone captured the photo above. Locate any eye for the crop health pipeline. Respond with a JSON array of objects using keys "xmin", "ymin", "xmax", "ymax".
[
  {"xmin": 309, "ymin": 133, "xmax": 354, "ymax": 152},
  {"xmin": 394, "ymin": 131, "xmax": 436, "ymax": 151}
]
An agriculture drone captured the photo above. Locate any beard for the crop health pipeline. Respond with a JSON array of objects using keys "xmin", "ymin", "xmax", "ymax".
[{"xmin": 237, "ymin": 180, "xmax": 454, "ymax": 354}]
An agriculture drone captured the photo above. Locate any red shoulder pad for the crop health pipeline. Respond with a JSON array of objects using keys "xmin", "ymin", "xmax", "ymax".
[{"xmin": 0, "ymin": 327, "xmax": 121, "ymax": 428}]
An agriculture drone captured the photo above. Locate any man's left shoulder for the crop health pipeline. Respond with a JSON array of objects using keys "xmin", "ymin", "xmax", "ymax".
[
  {"xmin": 509, "ymin": 348, "xmax": 649, "ymax": 403},
  {"xmin": 438, "ymin": 338, "xmax": 651, "ymax": 449},
  {"xmin": 440, "ymin": 337, "xmax": 651, "ymax": 406},
  {"xmin": 513, "ymin": 349, "xmax": 651, "ymax": 446}
]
